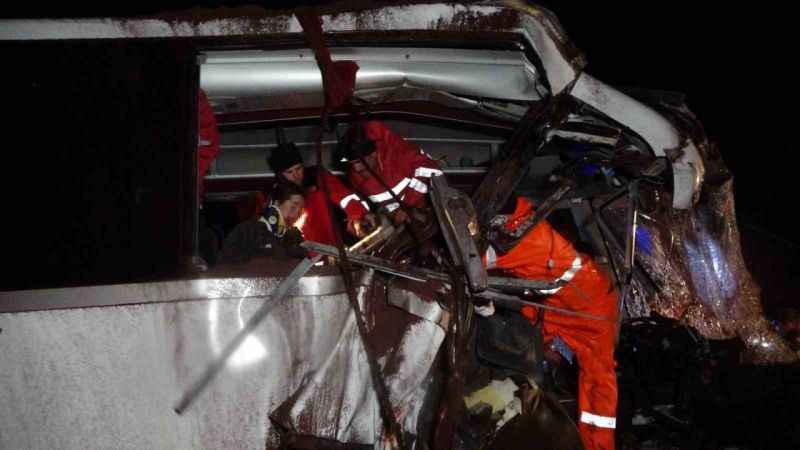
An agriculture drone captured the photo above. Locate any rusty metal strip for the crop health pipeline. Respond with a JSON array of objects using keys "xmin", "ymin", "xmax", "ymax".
[
  {"xmin": 303, "ymin": 241, "xmax": 562, "ymax": 294},
  {"xmin": 471, "ymin": 100, "xmax": 548, "ymax": 229},
  {"xmin": 488, "ymin": 178, "xmax": 576, "ymax": 254},
  {"xmin": 477, "ymin": 289, "xmax": 614, "ymax": 322},
  {"xmin": 432, "ymin": 264, "xmax": 470, "ymax": 449},
  {"xmin": 302, "ymin": 241, "xmax": 565, "ymax": 300},
  {"xmin": 297, "ymin": 8, "xmax": 407, "ymax": 447},
  {"xmin": 472, "ymin": 91, "xmax": 575, "ymax": 233},
  {"xmin": 386, "ymin": 285, "xmax": 449, "ymax": 330},
  {"xmin": 429, "ymin": 175, "xmax": 488, "ymax": 292},
  {"xmin": 487, "ymin": 276, "xmax": 557, "ymax": 292}
]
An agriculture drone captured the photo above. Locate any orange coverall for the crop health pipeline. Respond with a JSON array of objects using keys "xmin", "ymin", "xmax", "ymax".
[{"xmin": 485, "ymin": 197, "xmax": 619, "ymax": 450}]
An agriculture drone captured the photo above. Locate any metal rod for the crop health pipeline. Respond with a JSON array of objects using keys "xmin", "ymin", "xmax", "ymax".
[
  {"xmin": 487, "ymin": 276, "xmax": 556, "ymax": 291},
  {"xmin": 302, "ymin": 241, "xmax": 560, "ymax": 292},
  {"xmin": 292, "ymin": 18, "xmax": 409, "ymax": 441},
  {"xmin": 478, "ymin": 290, "xmax": 614, "ymax": 322},
  {"xmin": 491, "ymin": 179, "xmax": 575, "ymax": 253},
  {"xmin": 174, "ymin": 255, "xmax": 322, "ymax": 414},
  {"xmin": 623, "ymin": 181, "xmax": 640, "ymax": 277},
  {"xmin": 302, "ymin": 240, "xmax": 435, "ymax": 283}
]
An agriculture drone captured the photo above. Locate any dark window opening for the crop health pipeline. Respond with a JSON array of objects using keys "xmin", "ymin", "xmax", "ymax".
[{"xmin": 1, "ymin": 40, "xmax": 197, "ymax": 291}]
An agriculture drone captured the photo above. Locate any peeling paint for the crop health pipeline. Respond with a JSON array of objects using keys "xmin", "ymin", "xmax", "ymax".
[
  {"xmin": 429, "ymin": 6, "xmax": 520, "ymax": 31},
  {"xmin": 1, "ymin": 3, "xmax": 528, "ymax": 40}
]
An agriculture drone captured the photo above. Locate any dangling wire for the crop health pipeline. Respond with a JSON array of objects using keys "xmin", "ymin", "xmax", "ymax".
[{"xmin": 295, "ymin": 8, "xmax": 407, "ymax": 449}]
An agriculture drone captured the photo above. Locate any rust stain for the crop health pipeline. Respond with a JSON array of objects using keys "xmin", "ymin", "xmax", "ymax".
[
  {"xmin": 430, "ymin": 8, "xmax": 521, "ymax": 32},
  {"xmin": 116, "ymin": 2, "xmax": 529, "ymax": 37},
  {"xmin": 150, "ymin": 5, "xmax": 294, "ymax": 36}
]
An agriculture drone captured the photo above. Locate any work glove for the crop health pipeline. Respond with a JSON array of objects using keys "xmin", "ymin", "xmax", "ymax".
[
  {"xmin": 283, "ymin": 227, "xmax": 304, "ymax": 246},
  {"xmin": 474, "ymin": 301, "xmax": 496, "ymax": 317}
]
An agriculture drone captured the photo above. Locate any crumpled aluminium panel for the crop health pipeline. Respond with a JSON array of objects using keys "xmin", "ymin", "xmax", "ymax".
[
  {"xmin": 0, "ymin": 271, "xmax": 445, "ymax": 449},
  {"xmin": 605, "ymin": 177, "xmax": 796, "ymax": 364},
  {"xmin": 271, "ymin": 275, "xmax": 446, "ymax": 449}
]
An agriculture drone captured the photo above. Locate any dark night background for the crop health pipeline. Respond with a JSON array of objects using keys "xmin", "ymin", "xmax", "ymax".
[{"xmin": 2, "ymin": 1, "xmax": 797, "ymax": 308}]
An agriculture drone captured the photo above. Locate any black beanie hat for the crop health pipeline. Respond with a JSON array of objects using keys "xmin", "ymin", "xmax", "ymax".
[
  {"xmin": 267, "ymin": 142, "xmax": 303, "ymax": 174},
  {"xmin": 338, "ymin": 123, "xmax": 376, "ymax": 163}
]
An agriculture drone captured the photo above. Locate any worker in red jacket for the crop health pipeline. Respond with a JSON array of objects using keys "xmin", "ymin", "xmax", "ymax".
[
  {"xmin": 267, "ymin": 141, "xmax": 375, "ymax": 246},
  {"xmin": 197, "ymin": 89, "xmax": 222, "ymax": 267},
  {"xmin": 339, "ymin": 121, "xmax": 443, "ymax": 225},
  {"xmin": 198, "ymin": 88, "xmax": 221, "ymax": 200},
  {"xmin": 478, "ymin": 196, "xmax": 619, "ymax": 450}
]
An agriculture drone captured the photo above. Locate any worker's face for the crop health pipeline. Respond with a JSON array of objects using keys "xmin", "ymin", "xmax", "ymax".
[
  {"xmin": 281, "ymin": 164, "xmax": 305, "ymax": 186},
  {"xmin": 279, "ymin": 194, "xmax": 305, "ymax": 226},
  {"xmin": 350, "ymin": 152, "xmax": 378, "ymax": 178}
]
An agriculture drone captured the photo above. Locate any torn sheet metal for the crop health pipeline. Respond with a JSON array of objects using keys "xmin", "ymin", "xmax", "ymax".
[
  {"xmin": 570, "ymin": 73, "xmax": 704, "ymax": 209},
  {"xmin": 501, "ymin": 0, "xmax": 584, "ymax": 94},
  {"xmin": 430, "ymin": 175, "xmax": 488, "ymax": 292},
  {"xmin": 582, "ymin": 90, "xmax": 797, "ymax": 363},
  {"xmin": 271, "ymin": 274, "xmax": 445, "ymax": 448},
  {"xmin": 387, "ymin": 278, "xmax": 450, "ymax": 330},
  {"xmin": 547, "ymin": 115, "xmax": 622, "ymax": 146},
  {"xmin": 603, "ymin": 176, "xmax": 797, "ymax": 363}
]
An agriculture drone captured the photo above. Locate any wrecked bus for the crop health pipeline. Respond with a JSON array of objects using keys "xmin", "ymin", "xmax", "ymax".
[{"xmin": 1, "ymin": 2, "xmax": 794, "ymax": 449}]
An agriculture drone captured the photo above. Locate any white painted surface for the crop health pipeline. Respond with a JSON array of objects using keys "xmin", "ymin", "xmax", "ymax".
[
  {"xmin": 0, "ymin": 278, "xmax": 443, "ymax": 449},
  {"xmin": 571, "ymin": 73, "xmax": 703, "ymax": 208}
]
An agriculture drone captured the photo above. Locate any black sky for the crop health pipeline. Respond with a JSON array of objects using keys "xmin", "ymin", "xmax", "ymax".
[{"xmin": 545, "ymin": 2, "xmax": 796, "ymax": 246}]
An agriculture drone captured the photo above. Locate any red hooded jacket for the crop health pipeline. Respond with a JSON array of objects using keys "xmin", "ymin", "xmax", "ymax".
[
  {"xmin": 347, "ymin": 121, "xmax": 443, "ymax": 213},
  {"xmin": 198, "ymin": 89, "xmax": 221, "ymax": 200}
]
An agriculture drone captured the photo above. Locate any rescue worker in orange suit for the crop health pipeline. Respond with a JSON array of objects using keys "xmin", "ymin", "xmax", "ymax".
[
  {"xmin": 339, "ymin": 121, "xmax": 443, "ymax": 225},
  {"xmin": 477, "ymin": 196, "xmax": 619, "ymax": 450},
  {"xmin": 267, "ymin": 141, "xmax": 376, "ymax": 246}
]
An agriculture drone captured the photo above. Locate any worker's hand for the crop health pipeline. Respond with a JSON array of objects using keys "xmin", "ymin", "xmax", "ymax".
[
  {"xmin": 473, "ymin": 301, "xmax": 495, "ymax": 317},
  {"xmin": 390, "ymin": 208, "xmax": 409, "ymax": 225},
  {"xmin": 346, "ymin": 219, "xmax": 359, "ymax": 237},
  {"xmin": 363, "ymin": 213, "xmax": 378, "ymax": 230},
  {"xmin": 347, "ymin": 214, "xmax": 377, "ymax": 238}
]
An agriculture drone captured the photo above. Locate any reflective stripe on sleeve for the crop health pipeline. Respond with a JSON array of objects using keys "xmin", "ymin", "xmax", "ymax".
[{"xmin": 580, "ymin": 411, "xmax": 616, "ymax": 429}]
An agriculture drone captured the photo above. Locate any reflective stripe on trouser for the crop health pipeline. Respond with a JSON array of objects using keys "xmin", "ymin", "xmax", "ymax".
[
  {"xmin": 537, "ymin": 255, "xmax": 582, "ymax": 295},
  {"xmin": 547, "ymin": 317, "xmax": 617, "ymax": 450},
  {"xmin": 539, "ymin": 275, "xmax": 618, "ymax": 450},
  {"xmin": 485, "ymin": 245, "xmax": 584, "ymax": 294}
]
